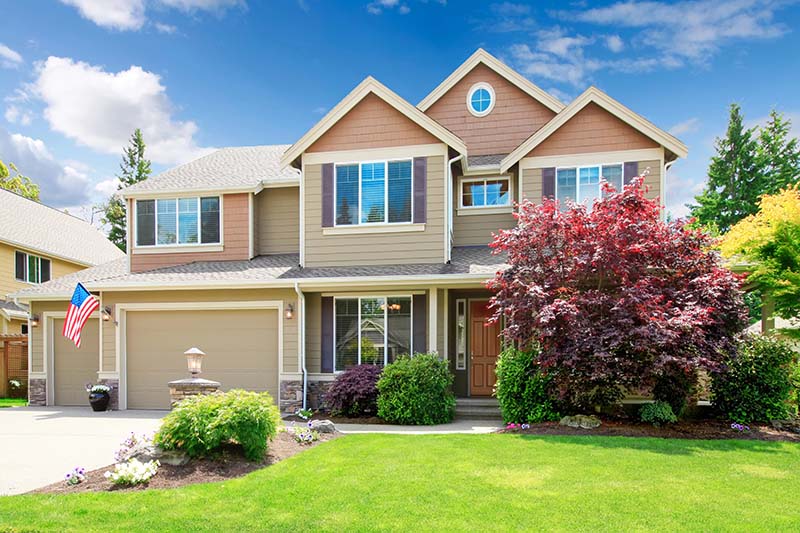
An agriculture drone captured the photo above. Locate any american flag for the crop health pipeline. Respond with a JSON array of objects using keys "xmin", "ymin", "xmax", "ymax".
[{"xmin": 63, "ymin": 283, "xmax": 100, "ymax": 348}]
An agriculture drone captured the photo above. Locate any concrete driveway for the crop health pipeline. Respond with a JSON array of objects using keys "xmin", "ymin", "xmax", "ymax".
[{"xmin": 0, "ymin": 406, "xmax": 164, "ymax": 496}]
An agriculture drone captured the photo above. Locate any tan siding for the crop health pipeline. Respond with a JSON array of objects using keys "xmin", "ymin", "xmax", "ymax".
[
  {"xmin": 0, "ymin": 242, "xmax": 86, "ymax": 299},
  {"xmin": 452, "ymin": 170, "xmax": 517, "ymax": 246},
  {"xmin": 305, "ymin": 292, "xmax": 321, "ymax": 374},
  {"xmin": 308, "ymin": 93, "xmax": 439, "ymax": 153},
  {"xmin": 528, "ymin": 103, "xmax": 659, "ymax": 157},
  {"xmin": 304, "ymin": 155, "xmax": 446, "ymax": 267},
  {"xmin": 521, "ymin": 167, "xmax": 543, "ymax": 204},
  {"xmin": 29, "ymin": 300, "xmax": 87, "ymax": 374},
  {"xmin": 130, "ymin": 193, "xmax": 251, "ymax": 272},
  {"xmin": 426, "ymin": 64, "xmax": 557, "ymax": 156},
  {"xmin": 256, "ymin": 187, "xmax": 300, "ymax": 255},
  {"xmin": 640, "ymin": 160, "xmax": 662, "ymax": 203},
  {"xmin": 3, "ymin": 318, "xmax": 23, "ymax": 335}
]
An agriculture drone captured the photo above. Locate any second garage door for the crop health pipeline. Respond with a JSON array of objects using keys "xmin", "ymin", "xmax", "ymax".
[{"xmin": 125, "ymin": 308, "xmax": 279, "ymax": 409}]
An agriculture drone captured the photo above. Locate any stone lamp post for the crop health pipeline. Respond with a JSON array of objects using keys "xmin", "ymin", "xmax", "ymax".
[{"xmin": 168, "ymin": 347, "xmax": 221, "ymax": 408}]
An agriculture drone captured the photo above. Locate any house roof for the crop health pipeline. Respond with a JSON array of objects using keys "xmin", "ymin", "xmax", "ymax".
[
  {"xmin": 0, "ymin": 189, "xmax": 124, "ymax": 267},
  {"xmin": 281, "ymin": 77, "xmax": 468, "ymax": 168},
  {"xmin": 123, "ymin": 145, "xmax": 300, "ymax": 198},
  {"xmin": 500, "ymin": 86, "xmax": 689, "ymax": 173},
  {"xmin": 11, "ymin": 247, "xmax": 506, "ymax": 299},
  {"xmin": 417, "ymin": 48, "xmax": 565, "ymax": 114},
  {"xmin": 0, "ymin": 299, "xmax": 27, "ymax": 321}
]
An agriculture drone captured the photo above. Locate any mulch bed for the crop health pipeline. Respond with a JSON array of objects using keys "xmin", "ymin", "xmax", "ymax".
[
  {"xmin": 31, "ymin": 430, "xmax": 340, "ymax": 495},
  {"xmin": 284, "ymin": 413, "xmax": 387, "ymax": 425},
  {"xmin": 501, "ymin": 419, "xmax": 800, "ymax": 442}
]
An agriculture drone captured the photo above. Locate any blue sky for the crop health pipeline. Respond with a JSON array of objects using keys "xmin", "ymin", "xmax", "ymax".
[{"xmin": 1, "ymin": 0, "xmax": 799, "ymax": 220}]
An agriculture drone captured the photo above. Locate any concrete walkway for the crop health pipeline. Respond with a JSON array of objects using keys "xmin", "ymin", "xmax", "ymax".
[
  {"xmin": 334, "ymin": 419, "xmax": 504, "ymax": 434},
  {"xmin": 0, "ymin": 406, "xmax": 164, "ymax": 496}
]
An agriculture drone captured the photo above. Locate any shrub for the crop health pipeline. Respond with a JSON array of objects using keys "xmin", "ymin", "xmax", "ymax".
[
  {"xmin": 104, "ymin": 459, "xmax": 159, "ymax": 486},
  {"xmin": 377, "ymin": 353, "xmax": 455, "ymax": 425},
  {"xmin": 325, "ymin": 364, "xmax": 382, "ymax": 417},
  {"xmin": 711, "ymin": 334, "xmax": 798, "ymax": 423},
  {"xmin": 154, "ymin": 389, "xmax": 281, "ymax": 461},
  {"xmin": 652, "ymin": 365, "xmax": 697, "ymax": 418},
  {"xmin": 639, "ymin": 401, "xmax": 678, "ymax": 426},
  {"xmin": 494, "ymin": 347, "xmax": 559, "ymax": 424}
]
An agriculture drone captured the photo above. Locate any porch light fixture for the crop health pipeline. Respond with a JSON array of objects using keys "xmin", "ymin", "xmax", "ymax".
[
  {"xmin": 285, "ymin": 304, "xmax": 294, "ymax": 320},
  {"xmin": 30, "ymin": 314, "xmax": 39, "ymax": 328},
  {"xmin": 184, "ymin": 347, "xmax": 205, "ymax": 377},
  {"xmin": 102, "ymin": 306, "xmax": 113, "ymax": 322}
]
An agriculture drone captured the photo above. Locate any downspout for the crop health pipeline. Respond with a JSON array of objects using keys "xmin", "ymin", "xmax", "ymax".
[
  {"xmin": 446, "ymin": 153, "xmax": 464, "ymax": 263},
  {"xmin": 293, "ymin": 282, "xmax": 307, "ymax": 410}
]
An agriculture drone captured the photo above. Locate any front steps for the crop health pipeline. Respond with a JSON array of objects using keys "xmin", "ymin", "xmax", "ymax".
[{"xmin": 455, "ymin": 397, "xmax": 502, "ymax": 420}]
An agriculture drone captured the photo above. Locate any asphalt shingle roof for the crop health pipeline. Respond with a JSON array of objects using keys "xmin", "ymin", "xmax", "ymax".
[
  {"xmin": 124, "ymin": 145, "xmax": 300, "ymax": 195},
  {"xmin": 0, "ymin": 189, "xmax": 125, "ymax": 266},
  {"xmin": 467, "ymin": 154, "xmax": 507, "ymax": 168}
]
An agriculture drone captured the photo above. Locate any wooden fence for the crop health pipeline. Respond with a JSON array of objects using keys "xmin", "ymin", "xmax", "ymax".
[{"xmin": 0, "ymin": 334, "xmax": 28, "ymax": 398}]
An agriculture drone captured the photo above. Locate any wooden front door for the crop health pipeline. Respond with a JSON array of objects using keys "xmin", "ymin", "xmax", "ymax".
[{"xmin": 469, "ymin": 300, "xmax": 501, "ymax": 396}]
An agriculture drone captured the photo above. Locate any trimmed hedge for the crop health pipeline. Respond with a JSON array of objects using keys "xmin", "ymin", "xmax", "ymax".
[
  {"xmin": 494, "ymin": 347, "xmax": 560, "ymax": 424},
  {"xmin": 376, "ymin": 353, "xmax": 455, "ymax": 425},
  {"xmin": 639, "ymin": 401, "xmax": 677, "ymax": 426},
  {"xmin": 155, "ymin": 389, "xmax": 281, "ymax": 461},
  {"xmin": 325, "ymin": 364, "xmax": 382, "ymax": 417}
]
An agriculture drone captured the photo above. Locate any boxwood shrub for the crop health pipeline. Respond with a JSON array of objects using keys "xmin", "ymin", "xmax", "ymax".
[
  {"xmin": 711, "ymin": 334, "xmax": 798, "ymax": 424},
  {"xmin": 154, "ymin": 389, "xmax": 281, "ymax": 461},
  {"xmin": 639, "ymin": 400, "xmax": 678, "ymax": 426},
  {"xmin": 494, "ymin": 347, "xmax": 560, "ymax": 424},
  {"xmin": 325, "ymin": 364, "xmax": 382, "ymax": 417},
  {"xmin": 377, "ymin": 353, "xmax": 455, "ymax": 425}
]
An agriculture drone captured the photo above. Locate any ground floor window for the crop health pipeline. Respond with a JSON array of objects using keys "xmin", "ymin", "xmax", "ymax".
[{"xmin": 334, "ymin": 296, "xmax": 412, "ymax": 371}]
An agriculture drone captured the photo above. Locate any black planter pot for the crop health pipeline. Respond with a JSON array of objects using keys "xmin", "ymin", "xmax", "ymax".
[{"xmin": 89, "ymin": 392, "xmax": 110, "ymax": 412}]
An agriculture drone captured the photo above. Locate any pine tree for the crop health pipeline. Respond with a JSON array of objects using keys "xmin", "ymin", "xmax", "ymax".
[
  {"xmin": 691, "ymin": 104, "xmax": 761, "ymax": 233},
  {"xmin": 102, "ymin": 129, "xmax": 151, "ymax": 251},
  {"xmin": 756, "ymin": 110, "xmax": 800, "ymax": 195}
]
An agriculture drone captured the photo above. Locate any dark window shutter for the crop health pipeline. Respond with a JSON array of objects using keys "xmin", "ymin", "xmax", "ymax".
[
  {"xmin": 413, "ymin": 157, "xmax": 427, "ymax": 224},
  {"xmin": 135, "ymin": 199, "xmax": 155, "ymax": 246},
  {"xmin": 200, "ymin": 197, "xmax": 221, "ymax": 244},
  {"xmin": 542, "ymin": 167, "xmax": 555, "ymax": 199},
  {"xmin": 412, "ymin": 293, "xmax": 427, "ymax": 354},
  {"xmin": 321, "ymin": 296, "xmax": 334, "ymax": 373},
  {"xmin": 14, "ymin": 251, "xmax": 25, "ymax": 281},
  {"xmin": 40, "ymin": 259, "xmax": 51, "ymax": 283},
  {"xmin": 623, "ymin": 162, "xmax": 639, "ymax": 185},
  {"xmin": 322, "ymin": 163, "xmax": 334, "ymax": 228}
]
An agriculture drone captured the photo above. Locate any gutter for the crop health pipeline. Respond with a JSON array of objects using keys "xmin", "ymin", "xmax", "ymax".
[{"xmin": 294, "ymin": 282, "xmax": 308, "ymax": 411}]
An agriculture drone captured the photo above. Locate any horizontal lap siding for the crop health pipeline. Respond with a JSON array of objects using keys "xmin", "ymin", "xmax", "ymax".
[
  {"xmin": 304, "ymin": 156, "xmax": 446, "ymax": 267},
  {"xmin": 452, "ymin": 170, "xmax": 518, "ymax": 246},
  {"xmin": 256, "ymin": 187, "xmax": 300, "ymax": 255},
  {"xmin": 304, "ymin": 292, "xmax": 321, "ymax": 374},
  {"xmin": 130, "ymin": 193, "xmax": 251, "ymax": 273},
  {"xmin": 425, "ymin": 64, "xmax": 556, "ymax": 156},
  {"xmin": 528, "ymin": 103, "xmax": 659, "ymax": 158},
  {"xmin": 0, "ymin": 242, "xmax": 85, "ymax": 299},
  {"xmin": 639, "ymin": 160, "xmax": 662, "ymax": 203},
  {"xmin": 521, "ymin": 167, "xmax": 544, "ymax": 204}
]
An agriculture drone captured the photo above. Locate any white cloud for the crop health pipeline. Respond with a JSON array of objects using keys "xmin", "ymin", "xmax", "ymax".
[
  {"xmin": 154, "ymin": 22, "xmax": 178, "ymax": 34},
  {"xmin": 746, "ymin": 111, "xmax": 800, "ymax": 138},
  {"xmin": 476, "ymin": 2, "xmax": 535, "ymax": 32},
  {"xmin": 367, "ymin": 0, "xmax": 410, "ymax": 14},
  {"xmin": 4, "ymin": 105, "xmax": 33, "ymax": 126},
  {"xmin": 546, "ymin": 87, "xmax": 574, "ymax": 104},
  {"xmin": 94, "ymin": 177, "xmax": 122, "ymax": 197},
  {"xmin": 60, "ymin": 0, "xmax": 146, "ymax": 30},
  {"xmin": 0, "ymin": 127, "xmax": 93, "ymax": 206},
  {"xmin": 313, "ymin": 106, "xmax": 328, "ymax": 115},
  {"xmin": 605, "ymin": 34, "xmax": 624, "ymax": 53},
  {"xmin": 31, "ymin": 56, "xmax": 214, "ymax": 166},
  {"xmin": 664, "ymin": 165, "xmax": 707, "ymax": 219},
  {"xmin": 0, "ymin": 44, "xmax": 23, "ymax": 69},
  {"xmin": 668, "ymin": 117, "xmax": 701, "ymax": 136},
  {"xmin": 158, "ymin": 0, "xmax": 243, "ymax": 10}
]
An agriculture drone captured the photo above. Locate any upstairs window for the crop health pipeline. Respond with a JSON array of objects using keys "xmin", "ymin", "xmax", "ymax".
[
  {"xmin": 556, "ymin": 164, "xmax": 623, "ymax": 208},
  {"xmin": 460, "ymin": 177, "xmax": 511, "ymax": 208},
  {"xmin": 467, "ymin": 82, "xmax": 495, "ymax": 117},
  {"xmin": 334, "ymin": 296, "xmax": 412, "ymax": 371},
  {"xmin": 335, "ymin": 160, "xmax": 413, "ymax": 226},
  {"xmin": 135, "ymin": 197, "xmax": 221, "ymax": 247},
  {"xmin": 15, "ymin": 251, "xmax": 50, "ymax": 284}
]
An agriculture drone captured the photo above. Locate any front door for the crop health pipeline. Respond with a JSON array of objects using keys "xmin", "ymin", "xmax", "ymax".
[{"xmin": 469, "ymin": 300, "xmax": 501, "ymax": 396}]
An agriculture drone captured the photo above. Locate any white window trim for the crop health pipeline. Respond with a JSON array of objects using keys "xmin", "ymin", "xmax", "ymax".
[
  {"xmin": 459, "ymin": 176, "xmax": 512, "ymax": 210},
  {"xmin": 333, "ymin": 295, "xmax": 414, "ymax": 372},
  {"xmin": 15, "ymin": 251, "xmax": 49, "ymax": 285},
  {"xmin": 134, "ymin": 196, "xmax": 223, "ymax": 249},
  {"xmin": 333, "ymin": 159, "xmax": 414, "ymax": 228},
  {"xmin": 466, "ymin": 82, "xmax": 495, "ymax": 118},
  {"xmin": 555, "ymin": 163, "xmax": 624, "ymax": 205}
]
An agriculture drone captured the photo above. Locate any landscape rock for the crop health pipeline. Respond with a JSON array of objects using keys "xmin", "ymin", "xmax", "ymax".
[
  {"xmin": 560, "ymin": 415, "xmax": 602, "ymax": 430},
  {"xmin": 310, "ymin": 420, "xmax": 337, "ymax": 433},
  {"xmin": 133, "ymin": 445, "xmax": 190, "ymax": 466},
  {"xmin": 771, "ymin": 419, "xmax": 800, "ymax": 434}
]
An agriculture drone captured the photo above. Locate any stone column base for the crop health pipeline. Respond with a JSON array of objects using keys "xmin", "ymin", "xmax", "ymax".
[
  {"xmin": 279, "ymin": 379, "xmax": 335, "ymax": 414},
  {"xmin": 29, "ymin": 378, "xmax": 46, "ymax": 406},
  {"xmin": 168, "ymin": 378, "xmax": 220, "ymax": 408},
  {"xmin": 98, "ymin": 378, "xmax": 120, "ymax": 410}
]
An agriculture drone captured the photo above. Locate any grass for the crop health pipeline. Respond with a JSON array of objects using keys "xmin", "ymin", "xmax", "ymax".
[
  {"xmin": 2, "ymin": 433, "xmax": 800, "ymax": 532},
  {"xmin": 0, "ymin": 398, "xmax": 26, "ymax": 408}
]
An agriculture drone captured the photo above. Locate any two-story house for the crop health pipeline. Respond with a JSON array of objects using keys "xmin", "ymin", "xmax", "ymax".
[
  {"xmin": 13, "ymin": 50, "xmax": 687, "ymax": 412},
  {"xmin": 0, "ymin": 189, "xmax": 123, "ymax": 335}
]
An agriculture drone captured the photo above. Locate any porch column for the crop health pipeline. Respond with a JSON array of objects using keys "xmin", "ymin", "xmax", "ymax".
[{"xmin": 428, "ymin": 288, "xmax": 437, "ymax": 354}]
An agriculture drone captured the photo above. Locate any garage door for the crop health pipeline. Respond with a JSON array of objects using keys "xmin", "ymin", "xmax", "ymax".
[
  {"xmin": 125, "ymin": 309, "xmax": 279, "ymax": 409},
  {"xmin": 53, "ymin": 318, "xmax": 99, "ymax": 406}
]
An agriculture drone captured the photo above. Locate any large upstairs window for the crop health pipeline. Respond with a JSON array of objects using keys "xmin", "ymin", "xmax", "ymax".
[
  {"xmin": 135, "ymin": 197, "xmax": 220, "ymax": 247},
  {"xmin": 335, "ymin": 160, "xmax": 413, "ymax": 226},
  {"xmin": 556, "ymin": 164, "xmax": 623, "ymax": 208}
]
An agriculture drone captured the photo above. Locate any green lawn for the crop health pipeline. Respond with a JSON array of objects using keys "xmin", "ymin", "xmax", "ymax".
[
  {"xmin": 2, "ymin": 434, "xmax": 799, "ymax": 532},
  {"xmin": 0, "ymin": 398, "xmax": 26, "ymax": 408}
]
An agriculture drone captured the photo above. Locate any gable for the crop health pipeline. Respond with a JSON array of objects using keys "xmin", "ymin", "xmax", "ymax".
[
  {"xmin": 527, "ymin": 102, "xmax": 659, "ymax": 158},
  {"xmin": 307, "ymin": 93, "xmax": 440, "ymax": 153},
  {"xmin": 425, "ymin": 63, "xmax": 557, "ymax": 156}
]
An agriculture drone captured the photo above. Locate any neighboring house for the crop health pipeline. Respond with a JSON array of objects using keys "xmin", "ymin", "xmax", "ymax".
[
  {"xmin": 0, "ymin": 188, "xmax": 124, "ymax": 335},
  {"xmin": 12, "ymin": 49, "xmax": 687, "ymax": 412}
]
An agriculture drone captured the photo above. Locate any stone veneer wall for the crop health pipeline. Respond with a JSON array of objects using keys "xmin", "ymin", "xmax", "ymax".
[
  {"xmin": 279, "ymin": 379, "xmax": 334, "ymax": 414},
  {"xmin": 99, "ymin": 378, "xmax": 120, "ymax": 411},
  {"xmin": 29, "ymin": 378, "xmax": 46, "ymax": 406}
]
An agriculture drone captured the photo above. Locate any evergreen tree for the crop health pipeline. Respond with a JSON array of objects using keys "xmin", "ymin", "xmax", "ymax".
[
  {"xmin": 102, "ymin": 129, "xmax": 151, "ymax": 251},
  {"xmin": 756, "ymin": 110, "xmax": 800, "ymax": 195},
  {"xmin": 0, "ymin": 159, "xmax": 40, "ymax": 201}
]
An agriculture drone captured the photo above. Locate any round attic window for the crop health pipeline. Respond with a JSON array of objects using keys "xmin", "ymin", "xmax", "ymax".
[{"xmin": 467, "ymin": 82, "xmax": 495, "ymax": 117}]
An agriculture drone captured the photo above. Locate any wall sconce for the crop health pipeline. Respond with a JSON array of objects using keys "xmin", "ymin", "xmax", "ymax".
[
  {"xmin": 102, "ymin": 306, "xmax": 113, "ymax": 322},
  {"xmin": 285, "ymin": 304, "xmax": 294, "ymax": 320},
  {"xmin": 30, "ymin": 314, "xmax": 39, "ymax": 328},
  {"xmin": 184, "ymin": 347, "xmax": 205, "ymax": 378}
]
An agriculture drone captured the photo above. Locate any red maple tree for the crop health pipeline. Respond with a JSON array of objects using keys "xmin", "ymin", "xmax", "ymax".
[{"xmin": 488, "ymin": 178, "xmax": 747, "ymax": 408}]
